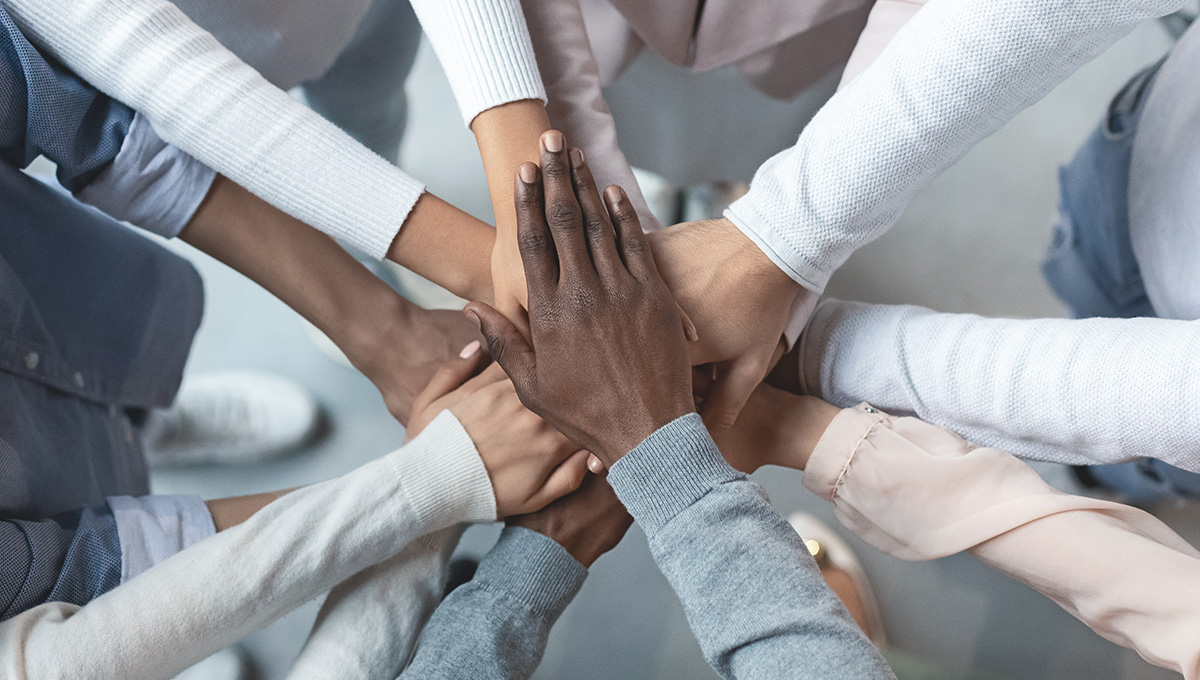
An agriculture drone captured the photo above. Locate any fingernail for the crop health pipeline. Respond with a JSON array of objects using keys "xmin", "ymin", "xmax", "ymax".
[
  {"xmin": 458, "ymin": 340, "xmax": 481, "ymax": 359},
  {"xmin": 605, "ymin": 185, "xmax": 623, "ymax": 202},
  {"xmin": 570, "ymin": 148, "xmax": 585, "ymax": 167},
  {"xmin": 543, "ymin": 130, "xmax": 564, "ymax": 152},
  {"xmin": 587, "ymin": 455, "xmax": 605, "ymax": 474},
  {"xmin": 519, "ymin": 163, "xmax": 539, "ymax": 184},
  {"xmin": 464, "ymin": 309, "xmax": 481, "ymax": 330}
]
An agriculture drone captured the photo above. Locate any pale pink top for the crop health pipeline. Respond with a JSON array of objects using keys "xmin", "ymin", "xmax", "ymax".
[
  {"xmin": 806, "ymin": 404, "xmax": 1200, "ymax": 679},
  {"xmin": 518, "ymin": 0, "xmax": 928, "ymax": 230}
]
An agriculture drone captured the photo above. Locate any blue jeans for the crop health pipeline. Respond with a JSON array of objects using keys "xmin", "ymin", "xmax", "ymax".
[{"xmin": 1046, "ymin": 59, "xmax": 1200, "ymax": 502}]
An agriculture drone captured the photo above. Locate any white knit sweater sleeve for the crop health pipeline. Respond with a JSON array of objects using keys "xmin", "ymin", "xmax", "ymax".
[
  {"xmin": 798, "ymin": 300, "xmax": 1200, "ymax": 471},
  {"xmin": 0, "ymin": 411, "xmax": 496, "ymax": 680},
  {"xmin": 2, "ymin": 0, "xmax": 423, "ymax": 259},
  {"xmin": 409, "ymin": 0, "xmax": 547, "ymax": 126},
  {"xmin": 725, "ymin": 0, "xmax": 1185, "ymax": 293}
]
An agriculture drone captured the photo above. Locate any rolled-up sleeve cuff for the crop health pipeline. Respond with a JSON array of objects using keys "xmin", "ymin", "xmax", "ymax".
[
  {"xmin": 74, "ymin": 113, "xmax": 216, "ymax": 238},
  {"xmin": 107, "ymin": 494, "xmax": 217, "ymax": 583},
  {"xmin": 474, "ymin": 527, "xmax": 587, "ymax": 618},
  {"xmin": 803, "ymin": 404, "xmax": 890, "ymax": 502},
  {"xmin": 607, "ymin": 413, "xmax": 745, "ymax": 536},
  {"xmin": 725, "ymin": 200, "xmax": 828, "ymax": 294}
]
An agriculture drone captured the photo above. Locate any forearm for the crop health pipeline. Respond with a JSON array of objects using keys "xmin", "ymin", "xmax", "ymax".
[
  {"xmin": 798, "ymin": 299, "xmax": 1200, "ymax": 470},
  {"xmin": 0, "ymin": 412, "xmax": 495, "ymax": 680},
  {"xmin": 473, "ymin": 99, "xmax": 551, "ymax": 242},
  {"xmin": 803, "ymin": 406, "xmax": 1200, "ymax": 678},
  {"xmin": 204, "ymin": 489, "xmax": 293, "ymax": 532},
  {"xmin": 727, "ymin": 0, "xmax": 1183, "ymax": 292},
  {"xmin": 607, "ymin": 415, "xmax": 893, "ymax": 679},
  {"xmin": 5, "ymin": 0, "xmax": 427, "ymax": 259},
  {"xmin": 386, "ymin": 193, "xmax": 494, "ymax": 302},
  {"xmin": 400, "ymin": 526, "xmax": 587, "ymax": 680}
]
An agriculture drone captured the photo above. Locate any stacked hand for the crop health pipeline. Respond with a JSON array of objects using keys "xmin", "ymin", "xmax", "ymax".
[
  {"xmin": 406, "ymin": 342, "xmax": 591, "ymax": 517},
  {"xmin": 483, "ymin": 134, "xmax": 808, "ymax": 433},
  {"xmin": 466, "ymin": 135, "xmax": 695, "ymax": 468},
  {"xmin": 509, "ymin": 473, "xmax": 631, "ymax": 568}
]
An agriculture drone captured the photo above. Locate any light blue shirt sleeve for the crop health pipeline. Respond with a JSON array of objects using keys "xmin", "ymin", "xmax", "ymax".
[
  {"xmin": 74, "ymin": 113, "xmax": 217, "ymax": 238},
  {"xmin": 107, "ymin": 494, "xmax": 216, "ymax": 583}
]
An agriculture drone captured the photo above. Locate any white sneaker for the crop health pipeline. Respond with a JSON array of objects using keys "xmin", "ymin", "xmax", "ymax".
[
  {"xmin": 143, "ymin": 371, "xmax": 321, "ymax": 468},
  {"xmin": 172, "ymin": 646, "xmax": 250, "ymax": 680}
]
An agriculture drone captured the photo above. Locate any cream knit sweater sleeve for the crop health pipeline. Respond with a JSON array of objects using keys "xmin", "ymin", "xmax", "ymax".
[
  {"xmin": 0, "ymin": 411, "xmax": 496, "ymax": 680},
  {"xmin": 2, "ymin": 0, "xmax": 547, "ymax": 258},
  {"xmin": 725, "ymin": 0, "xmax": 1186, "ymax": 293}
]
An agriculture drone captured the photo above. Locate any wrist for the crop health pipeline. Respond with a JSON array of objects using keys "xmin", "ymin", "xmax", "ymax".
[{"xmin": 594, "ymin": 404, "xmax": 697, "ymax": 469}]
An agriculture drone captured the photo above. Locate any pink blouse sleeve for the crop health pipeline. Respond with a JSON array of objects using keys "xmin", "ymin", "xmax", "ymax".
[
  {"xmin": 519, "ymin": 0, "xmax": 660, "ymax": 230},
  {"xmin": 804, "ymin": 404, "xmax": 1200, "ymax": 679}
]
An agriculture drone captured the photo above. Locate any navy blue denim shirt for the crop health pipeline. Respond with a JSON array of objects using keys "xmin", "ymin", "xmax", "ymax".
[{"xmin": 0, "ymin": 5, "xmax": 203, "ymax": 620}]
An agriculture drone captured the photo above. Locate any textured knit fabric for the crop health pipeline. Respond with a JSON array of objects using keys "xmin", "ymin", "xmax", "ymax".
[
  {"xmin": 74, "ymin": 114, "xmax": 215, "ymax": 239},
  {"xmin": 1, "ymin": 0, "xmax": 423, "ymax": 259},
  {"xmin": 726, "ymin": 0, "xmax": 1186, "ymax": 293},
  {"xmin": 399, "ymin": 526, "xmax": 587, "ymax": 679},
  {"xmin": 410, "ymin": 0, "xmax": 545, "ymax": 126},
  {"xmin": 1129, "ymin": 16, "xmax": 1200, "ymax": 321},
  {"xmin": 607, "ymin": 413, "xmax": 895, "ymax": 679},
  {"xmin": 0, "ymin": 4, "xmax": 130, "ymax": 188},
  {"xmin": 0, "ymin": 504, "xmax": 121, "ymax": 621},
  {"xmin": 798, "ymin": 299, "xmax": 1200, "ymax": 470},
  {"xmin": 289, "ymin": 527, "xmax": 466, "ymax": 680},
  {"xmin": 805, "ymin": 404, "xmax": 1200, "ymax": 678},
  {"xmin": 0, "ymin": 410, "xmax": 496, "ymax": 680},
  {"xmin": 107, "ymin": 495, "xmax": 215, "ymax": 584}
]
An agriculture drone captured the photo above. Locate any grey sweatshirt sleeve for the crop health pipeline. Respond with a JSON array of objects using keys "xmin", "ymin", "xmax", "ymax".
[
  {"xmin": 606, "ymin": 413, "xmax": 895, "ymax": 680},
  {"xmin": 399, "ymin": 526, "xmax": 586, "ymax": 680}
]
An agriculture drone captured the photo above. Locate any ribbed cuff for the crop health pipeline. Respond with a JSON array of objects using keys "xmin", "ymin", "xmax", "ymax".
[
  {"xmin": 391, "ymin": 410, "xmax": 497, "ymax": 529},
  {"xmin": 725, "ymin": 201, "xmax": 828, "ymax": 294},
  {"xmin": 474, "ymin": 526, "xmax": 587, "ymax": 617},
  {"xmin": 410, "ymin": 0, "xmax": 547, "ymax": 127},
  {"xmin": 803, "ymin": 404, "xmax": 890, "ymax": 502},
  {"xmin": 607, "ymin": 413, "xmax": 745, "ymax": 536}
]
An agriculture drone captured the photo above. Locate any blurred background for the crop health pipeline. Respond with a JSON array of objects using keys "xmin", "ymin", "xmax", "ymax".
[{"xmin": 105, "ymin": 11, "xmax": 1198, "ymax": 679}]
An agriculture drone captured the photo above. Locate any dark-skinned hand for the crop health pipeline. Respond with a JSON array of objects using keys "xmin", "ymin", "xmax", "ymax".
[
  {"xmin": 465, "ymin": 132, "xmax": 695, "ymax": 468},
  {"xmin": 508, "ymin": 473, "xmax": 632, "ymax": 568}
]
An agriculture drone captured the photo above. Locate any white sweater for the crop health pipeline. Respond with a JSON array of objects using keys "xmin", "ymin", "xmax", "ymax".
[
  {"xmin": 725, "ymin": 0, "xmax": 1186, "ymax": 293},
  {"xmin": 0, "ymin": 411, "xmax": 496, "ymax": 680},
  {"xmin": 1, "ymin": 0, "xmax": 545, "ymax": 259},
  {"xmin": 800, "ymin": 300, "xmax": 1200, "ymax": 471}
]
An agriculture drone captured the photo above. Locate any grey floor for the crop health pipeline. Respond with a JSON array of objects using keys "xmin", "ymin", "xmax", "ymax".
[{"xmin": 148, "ymin": 18, "xmax": 1194, "ymax": 680}]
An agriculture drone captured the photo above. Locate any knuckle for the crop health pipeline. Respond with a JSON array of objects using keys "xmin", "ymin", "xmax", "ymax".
[
  {"xmin": 517, "ymin": 228, "xmax": 551, "ymax": 255},
  {"xmin": 542, "ymin": 156, "xmax": 570, "ymax": 179},
  {"xmin": 547, "ymin": 202, "xmax": 580, "ymax": 229},
  {"xmin": 610, "ymin": 203, "xmax": 639, "ymax": 226},
  {"xmin": 583, "ymin": 213, "xmax": 609, "ymax": 236},
  {"xmin": 623, "ymin": 234, "xmax": 650, "ymax": 254}
]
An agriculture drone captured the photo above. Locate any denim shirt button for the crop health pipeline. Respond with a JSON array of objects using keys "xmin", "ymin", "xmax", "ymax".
[
  {"xmin": 23, "ymin": 352, "xmax": 38, "ymax": 370},
  {"xmin": 73, "ymin": 372, "xmax": 85, "ymax": 388}
]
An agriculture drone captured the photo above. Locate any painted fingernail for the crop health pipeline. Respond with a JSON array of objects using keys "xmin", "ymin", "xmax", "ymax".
[
  {"xmin": 518, "ymin": 162, "xmax": 539, "ymax": 184},
  {"xmin": 605, "ymin": 185, "xmax": 623, "ymax": 202},
  {"xmin": 543, "ymin": 130, "xmax": 564, "ymax": 152},
  {"xmin": 570, "ymin": 148, "xmax": 585, "ymax": 167},
  {"xmin": 458, "ymin": 340, "xmax": 481, "ymax": 359}
]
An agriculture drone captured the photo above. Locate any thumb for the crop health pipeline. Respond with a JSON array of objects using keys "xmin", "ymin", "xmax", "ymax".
[
  {"xmin": 411, "ymin": 340, "xmax": 485, "ymax": 416},
  {"xmin": 700, "ymin": 357, "xmax": 765, "ymax": 430},
  {"xmin": 464, "ymin": 302, "xmax": 537, "ymax": 391}
]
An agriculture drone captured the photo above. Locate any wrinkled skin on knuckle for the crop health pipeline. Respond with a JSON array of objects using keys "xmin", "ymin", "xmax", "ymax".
[
  {"xmin": 583, "ymin": 213, "xmax": 609, "ymax": 238},
  {"xmin": 546, "ymin": 201, "xmax": 581, "ymax": 231},
  {"xmin": 541, "ymin": 155, "xmax": 570, "ymax": 180},
  {"xmin": 517, "ymin": 227, "xmax": 551, "ymax": 258}
]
